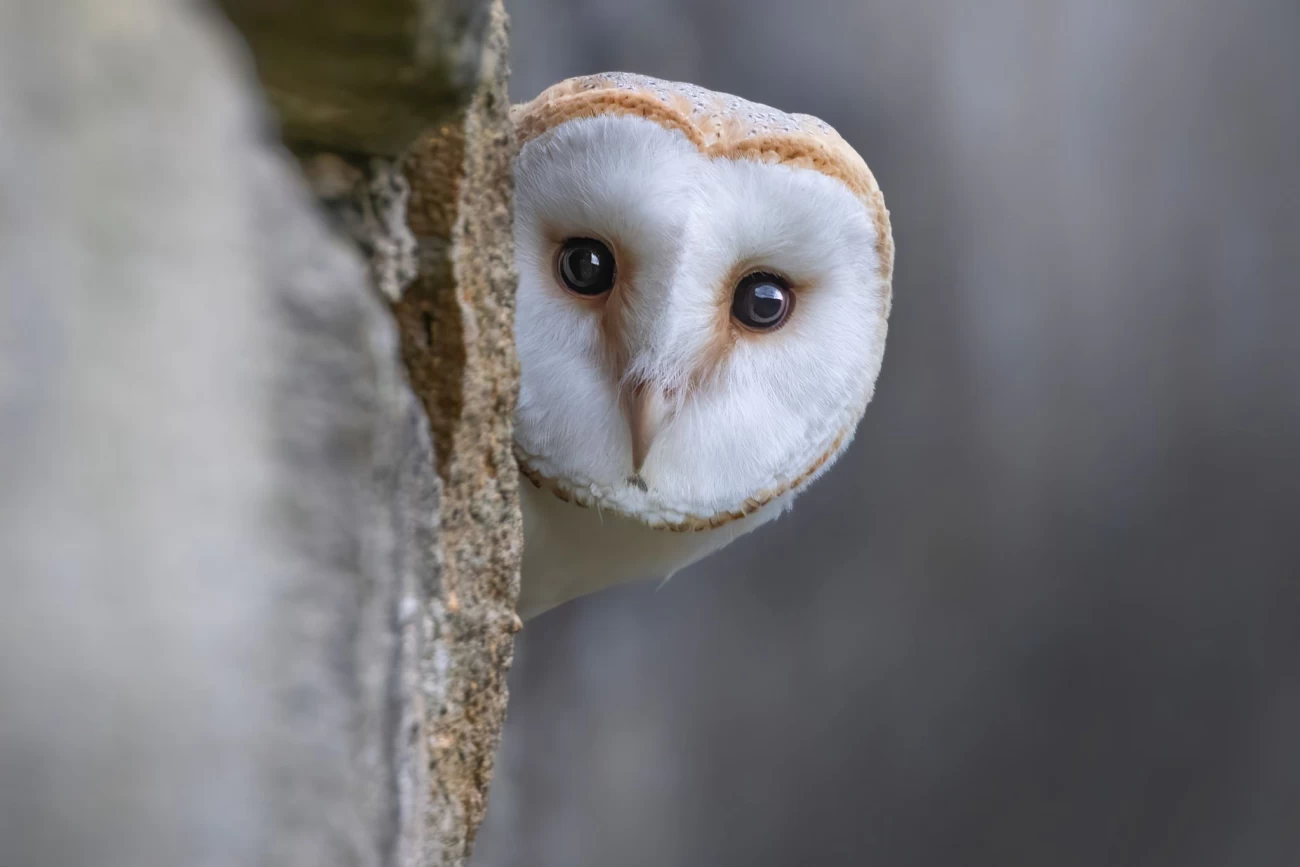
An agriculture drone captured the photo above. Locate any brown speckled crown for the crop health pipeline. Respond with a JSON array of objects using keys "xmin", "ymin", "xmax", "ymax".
[{"xmin": 512, "ymin": 72, "xmax": 894, "ymax": 284}]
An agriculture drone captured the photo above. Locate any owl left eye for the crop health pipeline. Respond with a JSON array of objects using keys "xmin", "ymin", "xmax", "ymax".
[
  {"xmin": 732, "ymin": 273, "xmax": 793, "ymax": 331},
  {"xmin": 557, "ymin": 237, "xmax": 616, "ymax": 297}
]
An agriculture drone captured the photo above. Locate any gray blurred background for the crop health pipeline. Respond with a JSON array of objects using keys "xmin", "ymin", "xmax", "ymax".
[{"xmin": 476, "ymin": 0, "xmax": 1300, "ymax": 864}]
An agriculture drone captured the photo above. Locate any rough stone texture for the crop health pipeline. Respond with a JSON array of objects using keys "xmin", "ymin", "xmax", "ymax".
[
  {"xmin": 0, "ymin": 1, "xmax": 518, "ymax": 867},
  {"xmin": 395, "ymin": 3, "xmax": 523, "ymax": 860},
  {"xmin": 218, "ymin": 0, "xmax": 492, "ymax": 155},
  {"xmin": 303, "ymin": 153, "xmax": 420, "ymax": 302}
]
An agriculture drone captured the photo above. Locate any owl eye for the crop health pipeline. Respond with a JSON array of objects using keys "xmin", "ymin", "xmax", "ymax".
[
  {"xmin": 732, "ymin": 272, "xmax": 793, "ymax": 331},
  {"xmin": 557, "ymin": 237, "xmax": 616, "ymax": 296}
]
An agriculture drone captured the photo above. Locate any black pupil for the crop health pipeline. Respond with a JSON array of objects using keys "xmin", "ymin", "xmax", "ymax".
[
  {"xmin": 733, "ymin": 276, "xmax": 789, "ymax": 330},
  {"xmin": 747, "ymin": 283, "xmax": 785, "ymax": 323},
  {"xmin": 559, "ymin": 239, "xmax": 614, "ymax": 295}
]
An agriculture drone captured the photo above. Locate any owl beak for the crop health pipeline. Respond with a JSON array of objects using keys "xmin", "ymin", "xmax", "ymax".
[{"xmin": 625, "ymin": 381, "xmax": 671, "ymax": 475}]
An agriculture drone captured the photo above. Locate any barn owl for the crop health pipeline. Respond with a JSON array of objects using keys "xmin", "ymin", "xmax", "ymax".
[{"xmin": 510, "ymin": 73, "xmax": 894, "ymax": 620}]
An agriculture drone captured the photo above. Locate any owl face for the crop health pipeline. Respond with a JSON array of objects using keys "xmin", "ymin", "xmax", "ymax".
[{"xmin": 511, "ymin": 75, "xmax": 893, "ymax": 531}]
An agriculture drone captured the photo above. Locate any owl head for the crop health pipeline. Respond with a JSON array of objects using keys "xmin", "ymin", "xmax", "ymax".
[{"xmin": 511, "ymin": 73, "xmax": 894, "ymax": 532}]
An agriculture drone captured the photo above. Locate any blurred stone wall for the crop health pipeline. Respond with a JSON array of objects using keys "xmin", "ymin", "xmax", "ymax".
[
  {"xmin": 0, "ymin": 2, "xmax": 519, "ymax": 866},
  {"xmin": 476, "ymin": 1, "xmax": 1300, "ymax": 865}
]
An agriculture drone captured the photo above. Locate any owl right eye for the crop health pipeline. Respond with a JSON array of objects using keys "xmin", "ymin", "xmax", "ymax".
[
  {"xmin": 732, "ymin": 272, "xmax": 793, "ymax": 332},
  {"xmin": 557, "ymin": 238, "xmax": 616, "ymax": 297}
]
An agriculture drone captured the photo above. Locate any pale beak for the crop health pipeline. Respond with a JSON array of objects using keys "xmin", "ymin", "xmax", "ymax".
[{"xmin": 624, "ymin": 381, "xmax": 671, "ymax": 475}]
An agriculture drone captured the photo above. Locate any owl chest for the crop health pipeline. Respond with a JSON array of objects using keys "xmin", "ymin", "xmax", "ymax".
[{"xmin": 515, "ymin": 476, "xmax": 785, "ymax": 620}]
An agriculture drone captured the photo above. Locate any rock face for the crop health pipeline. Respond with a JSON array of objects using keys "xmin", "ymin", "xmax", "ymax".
[
  {"xmin": 0, "ymin": 1, "xmax": 519, "ymax": 866},
  {"xmin": 395, "ymin": 9, "xmax": 523, "ymax": 857}
]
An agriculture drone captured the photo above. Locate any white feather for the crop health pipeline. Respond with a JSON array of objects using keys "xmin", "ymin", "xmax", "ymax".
[{"xmin": 512, "ymin": 113, "xmax": 889, "ymax": 619}]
